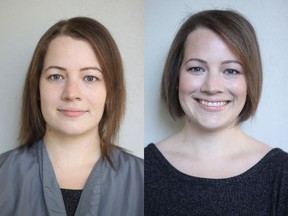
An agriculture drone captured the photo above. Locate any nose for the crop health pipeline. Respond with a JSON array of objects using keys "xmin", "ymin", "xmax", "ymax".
[
  {"xmin": 200, "ymin": 72, "xmax": 224, "ymax": 95},
  {"xmin": 61, "ymin": 79, "xmax": 81, "ymax": 101}
]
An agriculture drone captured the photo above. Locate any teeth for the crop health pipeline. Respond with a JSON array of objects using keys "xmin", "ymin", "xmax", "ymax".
[{"xmin": 199, "ymin": 100, "xmax": 228, "ymax": 107}]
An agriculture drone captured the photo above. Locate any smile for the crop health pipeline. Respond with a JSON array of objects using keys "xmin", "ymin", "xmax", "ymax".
[{"xmin": 195, "ymin": 99, "xmax": 230, "ymax": 108}]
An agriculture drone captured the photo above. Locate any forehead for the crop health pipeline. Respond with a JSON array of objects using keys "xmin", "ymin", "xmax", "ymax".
[
  {"xmin": 183, "ymin": 28, "xmax": 241, "ymax": 62},
  {"xmin": 185, "ymin": 28, "xmax": 226, "ymax": 52},
  {"xmin": 44, "ymin": 36, "xmax": 100, "ymax": 66}
]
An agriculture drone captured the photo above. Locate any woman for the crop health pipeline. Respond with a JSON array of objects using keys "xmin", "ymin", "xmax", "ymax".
[
  {"xmin": 145, "ymin": 10, "xmax": 288, "ymax": 215},
  {"xmin": 0, "ymin": 17, "xmax": 143, "ymax": 216}
]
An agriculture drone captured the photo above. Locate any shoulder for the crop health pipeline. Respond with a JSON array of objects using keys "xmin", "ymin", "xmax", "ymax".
[
  {"xmin": 259, "ymin": 148, "xmax": 288, "ymax": 181},
  {"xmin": 0, "ymin": 144, "xmax": 39, "ymax": 170},
  {"xmin": 266, "ymin": 148, "xmax": 288, "ymax": 165},
  {"xmin": 111, "ymin": 147, "xmax": 143, "ymax": 175},
  {"xmin": 270, "ymin": 148, "xmax": 288, "ymax": 170},
  {"xmin": 144, "ymin": 143, "xmax": 157, "ymax": 155},
  {"xmin": 152, "ymin": 132, "xmax": 184, "ymax": 157},
  {"xmin": 145, "ymin": 142, "xmax": 170, "ymax": 156},
  {"xmin": 106, "ymin": 147, "xmax": 144, "ymax": 190},
  {"xmin": 145, "ymin": 141, "xmax": 175, "ymax": 166},
  {"xmin": 144, "ymin": 143, "xmax": 171, "ymax": 180},
  {"xmin": 266, "ymin": 148, "xmax": 288, "ymax": 215},
  {"xmin": 144, "ymin": 143, "xmax": 162, "ymax": 166},
  {"xmin": 0, "ymin": 142, "xmax": 46, "ymax": 214},
  {"xmin": 0, "ymin": 143, "xmax": 40, "ymax": 185},
  {"xmin": 112, "ymin": 147, "xmax": 143, "ymax": 165}
]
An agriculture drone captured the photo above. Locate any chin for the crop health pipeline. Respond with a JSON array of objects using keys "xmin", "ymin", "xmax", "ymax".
[
  {"xmin": 48, "ymin": 125, "xmax": 96, "ymax": 138},
  {"xmin": 194, "ymin": 118, "xmax": 236, "ymax": 131}
]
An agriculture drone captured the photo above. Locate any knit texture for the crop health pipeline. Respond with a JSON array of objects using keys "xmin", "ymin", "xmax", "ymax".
[
  {"xmin": 145, "ymin": 144, "xmax": 288, "ymax": 216},
  {"xmin": 61, "ymin": 189, "xmax": 82, "ymax": 216}
]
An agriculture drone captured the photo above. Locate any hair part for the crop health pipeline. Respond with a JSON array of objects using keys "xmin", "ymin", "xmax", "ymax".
[
  {"xmin": 161, "ymin": 10, "xmax": 262, "ymax": 123},
  {"xmin": 19, "ymin": 17, "xmax": 126, "ymax": 166}
]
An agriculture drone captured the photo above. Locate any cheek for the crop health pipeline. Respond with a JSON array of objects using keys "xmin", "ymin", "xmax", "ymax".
[
  {"xmin": 178, "ymin": 73, "xmax": 202, "ymax": 94},
  {"xmin": 228, "ymin": 79, "xmax": 247, "ymax": 101},
  {"xmin": 39, "ymin": 82, "xmax": 60, "ymax": 114},
  {"xmin": 40, "ymin": 93, "xmax": 54, "ymax": 119},
  {"xmin": 40, "ymin": 86, "xmax": 57, "ymax": 103},
  {"xmin": 39, "ymin": 82, "xmax": 47, "ymax": 109},
  {"xmin": 87, "ymin": 88, "xmax": 107, "ymax": 107}
]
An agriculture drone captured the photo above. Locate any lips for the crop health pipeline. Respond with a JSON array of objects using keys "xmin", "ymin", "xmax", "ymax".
[{"xmin": 57, "ymin": 108, "xmax": 87, "ymax": 117}]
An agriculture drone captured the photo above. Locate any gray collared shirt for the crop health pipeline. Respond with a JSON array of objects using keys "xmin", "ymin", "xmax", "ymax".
[{"xmin": 0, "ymin": 140, "xmax": 144, "ymax": 216}]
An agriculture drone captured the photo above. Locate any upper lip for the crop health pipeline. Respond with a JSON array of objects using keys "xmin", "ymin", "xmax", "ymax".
[
  {"xmin": 57, "ymin": 108, "xmax": 87, "ymax": 112},
  {"xmin": 194, "ymin": 98, "xmax": 231, "ymax": 103}
]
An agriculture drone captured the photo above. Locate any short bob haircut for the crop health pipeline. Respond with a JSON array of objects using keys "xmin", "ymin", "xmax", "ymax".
[
  {"xmin": 19, "ymin": 17, "xmax": 125, "ymax": 164},
  {"xmin": 161, "ymin": 10, "xmax": 262, "ymax": 123}
]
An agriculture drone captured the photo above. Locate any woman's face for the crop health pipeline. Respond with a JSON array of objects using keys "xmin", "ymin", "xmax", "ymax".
[
  {"xmin": 39, "ymin": 36, "xmax": 107, "ymax": 138},
  {"xmin": 178, "ymin": 28, "xmax": 247, "ymax": 131}
]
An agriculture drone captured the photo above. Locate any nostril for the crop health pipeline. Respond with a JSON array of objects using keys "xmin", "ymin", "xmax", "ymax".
[
  {"xmin": 200, "ymin": 76, "xmax": 224, "ymax": 94},
  {"xmin": 61, "ymin": 82, "xmax": 81, "ymax": 101}
]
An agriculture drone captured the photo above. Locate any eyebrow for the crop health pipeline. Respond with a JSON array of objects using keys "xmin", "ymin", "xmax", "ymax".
[
  {"xmin": 44, "ymin": 66, "xmax": 102, "ymax": 73},
  {"xmin": 221, "ymin": 60, "xmax": 243, "ymax": 66},
  {"xmin": 185, "ymin": 58, "xmax": 207, "ymax": 65},
  {"xmin": 185, "ymin": 58, "xmax": 243, "ymax": 66}
]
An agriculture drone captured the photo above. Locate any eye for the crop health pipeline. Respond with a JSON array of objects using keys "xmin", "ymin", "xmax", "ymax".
[
  {"xmin": 48, "ymin": 74, "xmax": 63, "ymax": 80},
  {"xmin": 188, "ymin": 67, "xmax": 205, "ymax": 73},
  {"xmin": 224, "ymin": 69, "xmax": 239, "ymax": 76},
  {"xmin": 84, "ymin": 76, "xmax": 97, "ymax": 82}
]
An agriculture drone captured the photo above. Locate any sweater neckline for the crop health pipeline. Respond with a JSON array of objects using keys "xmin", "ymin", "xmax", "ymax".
[{"xmin": 148, "ymin": 143, "xmax": 282, "ymax": 183}]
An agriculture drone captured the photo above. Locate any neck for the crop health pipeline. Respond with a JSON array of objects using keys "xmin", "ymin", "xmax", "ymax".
[
  {"xmin": 178, "ymin": 120, "xmax": 247, "ymax": 159},
  {"xmin": 43, "ymin": 130, "xmax": 101, "ymax": 165}
]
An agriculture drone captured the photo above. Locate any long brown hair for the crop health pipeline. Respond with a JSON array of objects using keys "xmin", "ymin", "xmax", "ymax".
[
  {"xmin": 19, "ymin": 17, "xmax": 126, "ymax": 165},
  {"xmin": 161, "ymin": 10, "xmax": 262, "ymax": 123}
]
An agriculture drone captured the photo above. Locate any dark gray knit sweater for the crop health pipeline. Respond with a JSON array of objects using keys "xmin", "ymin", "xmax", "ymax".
[{"xmin": 145, "ymin": 144, "xmax": 288, "ymax": 216}]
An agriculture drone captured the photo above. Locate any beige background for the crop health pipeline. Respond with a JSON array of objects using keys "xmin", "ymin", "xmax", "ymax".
[{"xmin": 0, "ymin": 0, "xmax": 144, "ymax": 158}]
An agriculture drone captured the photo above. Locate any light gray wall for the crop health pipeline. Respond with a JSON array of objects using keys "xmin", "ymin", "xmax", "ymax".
[
  {"xmin": 0, "ymin": 0, "xmax": 144, "ymax": 158},
  {"xmin": 144, "ymin": 0, "xmax": 288, "ymax": 151}
]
